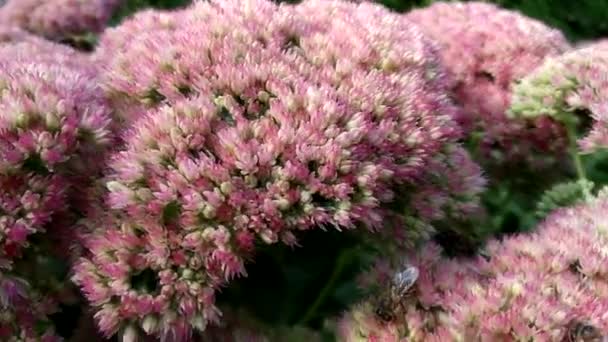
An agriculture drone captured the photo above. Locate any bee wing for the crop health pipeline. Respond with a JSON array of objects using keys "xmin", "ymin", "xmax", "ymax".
[{"xmin": 393, "ymin": 266, "xmax": 419, "ymax": 294}]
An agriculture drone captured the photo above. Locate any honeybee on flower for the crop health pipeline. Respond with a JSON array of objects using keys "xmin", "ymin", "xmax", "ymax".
[
  {"xmin": 563, "ymin": 320, "xmax": 606, "ymax": 342},
  {"xmin": 373, "ymin": 265, "xmax": 419, "ymax": 323}
]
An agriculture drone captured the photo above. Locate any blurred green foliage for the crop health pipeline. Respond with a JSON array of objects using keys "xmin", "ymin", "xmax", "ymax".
[
  {"xmin": 535, "ymin": 179, "xmax": 594, "ymax": 220},
  {"xmin": 488, "ymin": 0, "xmax": 608, "ymax": 41}
]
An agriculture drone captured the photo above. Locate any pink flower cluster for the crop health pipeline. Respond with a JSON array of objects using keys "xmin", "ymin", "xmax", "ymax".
[
  {"xmin": 0, "ymin": 274, "xmax": 60, "ymax": 341},
  {"xmin": 0, "ymin": 0, "xmax": 121, "ymax": 40},
  {"xmin": 0, "ymin": 36, "xmax": 95, "ymax": 74},
  {"xmin": 0, "ymin": 25, "xmax": 94, "ymax": 62},
  {"xmin": 93, "ymin": 7, "xmax": 189, "ymax": 126},
  {"xmin": 409, "ymin": 145, "xmax": 486, "ymax": 224},
  {"xmin": 406, "ymin": 2, "xmax": 571, "ymax": 165},
  {"xmin": 510, "ymin": 43, "xmax": 608, "ymax": 152},
  {"xmin": 93, "ymin": 7, "xmax": 186, "ymax": 65},
  {"xmin": 339, "ymin": 195, "xmax": 608, "ymax": 341},
  {"xmin": 0, "ymin": 56, "xmax": 112, "ymax": 265},
  {"xmin": 74, "ymin": 0, "xmax": 484, "ymax": 340},
  {"xmin": 0, "ymin": 38, "xmax": 113, "ymax": 340}
]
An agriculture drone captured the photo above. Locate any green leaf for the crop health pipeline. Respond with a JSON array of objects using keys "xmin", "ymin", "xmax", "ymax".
[{"xmin": 535, "ymin": 179, "xmax": 594, "ymax": 219}]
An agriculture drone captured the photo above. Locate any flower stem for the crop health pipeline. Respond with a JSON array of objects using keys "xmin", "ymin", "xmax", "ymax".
[
  {"xmin": 566, "ymin": 121, "xmax": 592, "ymax": 200},
  {"xmin": 298, "ymin": 248, "xmax": 354, "ymax": 325}
]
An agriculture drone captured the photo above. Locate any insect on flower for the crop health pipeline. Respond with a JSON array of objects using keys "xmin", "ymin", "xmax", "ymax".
[
  {"xmin": 374, "ymin": 265, "xmax": 419, "ymax": 323},
  {"xmin": 563, "ymin": 320, "xmax": 606, "ymax": 342}
]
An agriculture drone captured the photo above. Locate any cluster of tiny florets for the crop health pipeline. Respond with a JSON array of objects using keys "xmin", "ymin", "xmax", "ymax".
[
  {"xmin": 510, "ymin": 43, "xmax": 608, "ymax": 152},
  {"xmin": 0, "ymin": 0, "xmax": 121, "ymax": 41},
  {"xmin": 409, "ymin": 145, "xmax": 486, "ymax": 223},
  {"xmin": 93, "ymin": 7, "xmax": 186, "ymax": 65},
  {"xmin": 0, "ymin": 57, "xmax": 112, "ymax": 265},
  {"xmin": 339, "ymin": 195, "xmax": 608, "ymax": 341},
  {"xmin": 92, "ymin": 7, "xmax": 189, "ymax": 126},
  {"xmin": 0, "ymin": 37, "xmax": 114, "ymax": 340},
  {"xmin": 0, "ymin": 38, "xmax": 95, "ymax": 74},
  {"xmin": 406, "ymin": 1, "xmax": 572, "ymax": 165},
  {"xmin": 73, "ymin": 0, "xmax": 485, "ymax": 340}
]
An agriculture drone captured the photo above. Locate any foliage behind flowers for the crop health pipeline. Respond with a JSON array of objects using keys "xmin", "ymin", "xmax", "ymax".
[{"xmin": 1, "ymin": 0, "xmax": 608, "ymax": 341}]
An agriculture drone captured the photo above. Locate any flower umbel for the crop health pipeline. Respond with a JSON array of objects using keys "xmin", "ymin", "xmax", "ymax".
[
  {"xmin": 76, "ymin": 0, "xmax": 483, "ymax": 339},
  {"xmin": 407, "ymin": 1, "xmax": 571, "ymax": 165}
]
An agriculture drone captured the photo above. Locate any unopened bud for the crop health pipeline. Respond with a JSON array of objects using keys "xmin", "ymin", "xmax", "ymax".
[
  {"xmin": 136, "ymin": 188, "xmax": 153, "ymax": 201},
  {"xmin": 245, "ymin": 175, "xmax": 257, "ymax": 187},
  {"xmin": 275, "ymin": 197, "xmax": 290, "ymax": 210},
  {"xmin": 45, "ymin": 112, "xmax": 59, "ymax": 129},
  {"xmin": 220, "ymin": 181, "xmax": 233, "ymax": 195},
  {"xmin": 191, "ymin": 315, "xmax": 207, "ymax": 331},
  {"xmin": 300, "ymin": 190, "xmax": 312, "ymax": 203},
  {"xmin": 260, "ymin": 229, "xmax": 277, "ymax": 244},
  {"xmin": 122, "ymin": 325, "xmax": 138, "ymax": 342},
  {"xmin": 182, "ymin": 268, "xmax": 194, "ymax": 280},
  {"xmin": 202, "ymin": 206, "xmax": 216, "ymax": 219},
  {"xmin": 142, "ymin": 316, "xmax": 159, "ymax": 335},
  {"xmin": 107, "ymin": 181, "xmax": 128, "ymax": 193},
  {"xmin": 510, "ymin": 281, "xmax": 523, "ymax": 296},
  {"xmin": 257, "ymin": 91, "xmax": 270, "ymax": 103},
  {"xmin": 162, "ymin": 310, "xmax": 177, "ymax": 326}
]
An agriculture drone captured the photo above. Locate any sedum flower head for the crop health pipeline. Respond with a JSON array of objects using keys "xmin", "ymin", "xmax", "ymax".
[
  {"xmin": 406, "ymin": 1, "xmax": 571, "ymax": 165},
  {"xmin": 510, "ymin": 43, "xmax": 608, "ymax": 152},
  {"xmin": 0, "ymin": 37, "xmax": 95, "ymax": 74},
  {"xmin": 339, "ymin": 195, "xmax": 608, "ymax": 341},
  {"xmin": 409, "ymin": 145, "xmax": 486, "ymax": 224},
  {"xmin": 0, "ymin": 0, "xmax": 121, "ymax": 41},
  {"xmin": 100, "ymin": 0, "xmax": 462, "ymax": 132},
  {"xmin": 0, "ymin": 55, "xmax": 112, "ymax": 265},
  {"xmin": 93, "ymin": 7, "xmax": 187, "ymax": 66},
  {"xmin": 92, "ymin": 6, "xmax": 190, "ymax": 126},
  {"xmin": 76, "ymin": 0, "xmax": 484, "ymax": 339}
]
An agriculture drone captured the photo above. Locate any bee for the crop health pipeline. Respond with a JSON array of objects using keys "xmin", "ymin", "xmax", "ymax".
[
  {"xmin": 563, "ymin": 320, "xmax": 605, "ymax": 342},
  {"xmin": 568, "ymin": 260, "xmax": 584, "ymax": 276},
  {"xmin": 373, "ymin": 265, "xmax": 419, "ymax": 323}
]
